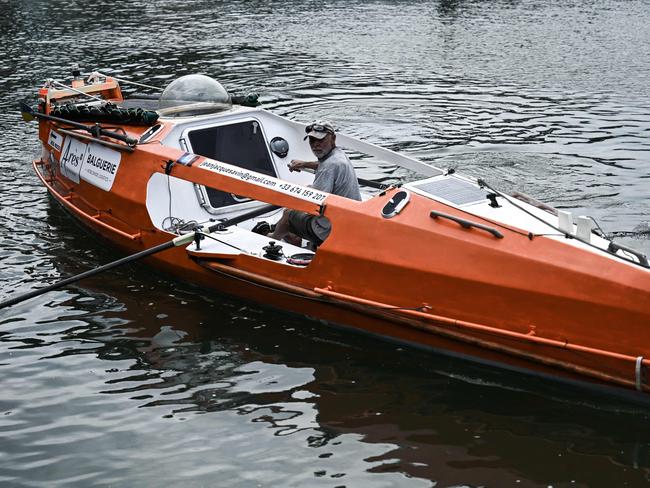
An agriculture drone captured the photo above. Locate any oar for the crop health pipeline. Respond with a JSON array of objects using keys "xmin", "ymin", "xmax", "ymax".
[
  {"xmin": 357, "ymin": 176, "xmax": 390, "ymax": 190},
  {"xmin": 298, "ymin": 167, "xmax": 390, "ymax": 190},
  {"xmin": 19, "ymin": 102, "xmax": 138, "ymax": 147},
  {"xmin": 0, "ymin": 204, "xmax": 279, "ymax": 310}
]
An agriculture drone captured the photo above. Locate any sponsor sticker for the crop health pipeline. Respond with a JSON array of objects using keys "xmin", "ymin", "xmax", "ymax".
[
  {"xmin": 58, "ymin": 137, "xmax": 121, "ymax": 191},
  {"xmin": 60, "ymin": 136, "xmax": 87, "ymax": 184},
  {"xmin": 48, "ymin": 130, "xmax": 63, "ymax": 152},
  {"xmin": 198, "ymin": 159, "xmax": 328, "ymax": 204},
  {"xmin": 79, "ymin": 144, "xmax": 121, "ymax": 191}
]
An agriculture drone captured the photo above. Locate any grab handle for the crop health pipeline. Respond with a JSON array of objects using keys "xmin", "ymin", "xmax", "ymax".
[
  {"xmin": 430, "ymin": 210, "xmax": 503, "ymax": 239},
  {"xmin": 608, "ymin": 241, "xmax": 649, "ymax": 268}
]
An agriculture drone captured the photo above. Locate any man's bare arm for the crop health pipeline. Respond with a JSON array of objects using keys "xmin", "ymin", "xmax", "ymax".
[{"xmin": 288, "ymin": 159, "xmax": 319, "ymax": 172}]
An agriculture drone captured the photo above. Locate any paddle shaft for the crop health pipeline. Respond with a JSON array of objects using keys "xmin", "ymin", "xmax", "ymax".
[
  {"xmin": 206, "ymin": 204, "xmax": 280, "ymax": 232},
  {"xmin": 357, "ymin": 176, "xmax": 389, "ymax": 190},
  {"xmin": 298, "ymin": 167, "xmax": 388, "ymax": 190},
  {"xmin": 0, "ymin": 204, "xmax": 280, "ymax": 310},
  {"xmin": 0, "ymin": 241, "xmax": 174, "ymax": 310}
]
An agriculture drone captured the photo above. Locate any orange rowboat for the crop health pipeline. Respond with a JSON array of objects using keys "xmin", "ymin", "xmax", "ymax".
[{"xmin": 19, "ymin": 72, "xmax": 650, "ymax": 398}]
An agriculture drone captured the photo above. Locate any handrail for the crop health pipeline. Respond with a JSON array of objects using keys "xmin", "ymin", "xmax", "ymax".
[
  {"xmin": 314, "ymin": 287, "xmax": 641, "ymax": 363},
  {"xmin": 608, "ymin": 241, "xmax": 649, "ymax": 268},
  {"xmin": 430, "ymin": 210, "xmax": 504, "ymax": 239}
]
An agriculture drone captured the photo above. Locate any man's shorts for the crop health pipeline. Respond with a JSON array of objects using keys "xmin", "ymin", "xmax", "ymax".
[{"xmin": 287, "ymin": 210, "xmax": 323, "ymax": 245}]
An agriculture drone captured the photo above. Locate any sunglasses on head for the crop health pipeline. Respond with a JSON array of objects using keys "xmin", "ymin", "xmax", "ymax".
[{"xmin": 305, "ymin": 124, "xmax": 333, "ymax": 134}]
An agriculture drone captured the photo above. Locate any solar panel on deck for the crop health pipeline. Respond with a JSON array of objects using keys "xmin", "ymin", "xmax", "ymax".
[{"xmin": 412, "ymin": 177, "xmax": 487, "ymax": 206}]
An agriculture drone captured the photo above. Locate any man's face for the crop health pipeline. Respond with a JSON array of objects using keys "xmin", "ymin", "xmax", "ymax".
[{"xmin": 309, "ymin": 133, "xmax": 335, "ymax": 159}]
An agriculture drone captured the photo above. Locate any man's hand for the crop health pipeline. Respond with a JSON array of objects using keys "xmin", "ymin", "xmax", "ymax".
[
  {"xmin": 289, "ymin": 159, "xmax": 306, "ymax": 172},
  {"xmin": 289, "ymin": 160, "xmax": 318, "ymax": 172}
]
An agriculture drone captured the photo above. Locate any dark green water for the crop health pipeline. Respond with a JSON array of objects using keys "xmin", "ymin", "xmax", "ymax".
[{"xmin": 1, "ymin": 1, "xmax": 650, "ymax": 486}]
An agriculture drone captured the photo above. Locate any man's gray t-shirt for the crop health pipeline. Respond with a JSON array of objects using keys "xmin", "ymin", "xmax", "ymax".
[
  {"xmin": 310, "ymin": 147, "xmax": 361, "ymax": 240},
  {"xmin": 312, "ymin": 147, "xmax": 362, "ymax": 201}
]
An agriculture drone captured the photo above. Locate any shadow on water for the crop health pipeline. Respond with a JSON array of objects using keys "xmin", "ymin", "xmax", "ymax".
[{"xmin": 5, "ymin": 275, "xmax": 650, "ymax": 486}]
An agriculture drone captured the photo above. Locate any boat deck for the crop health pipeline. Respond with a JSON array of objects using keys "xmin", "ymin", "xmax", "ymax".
[{"xmin": 185, "ymin": 224, "xmax": 312, "ymax": 266}]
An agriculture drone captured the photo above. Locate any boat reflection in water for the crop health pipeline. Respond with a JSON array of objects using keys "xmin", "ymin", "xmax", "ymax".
[
  {"xmin": 60, "ymin": 278, "xmax": 650, "ymax": 486},
  {"xmin": 13, "ymin": 214, "xmax": 648, "ymax": 486}
]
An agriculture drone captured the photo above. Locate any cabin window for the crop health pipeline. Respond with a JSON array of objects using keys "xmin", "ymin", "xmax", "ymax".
[{"xmin": 187, "ymin": 120, "xmax": 276, "ymax": 210}]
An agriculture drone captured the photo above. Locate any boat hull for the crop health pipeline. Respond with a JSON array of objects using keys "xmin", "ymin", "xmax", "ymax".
[
  {"xmin": 34, "ymin": 154, "xmax": 650, "ymax": 397},
  {"xmin": 27, "ymin": 73, "xmax": 650, "ymax": 398}
]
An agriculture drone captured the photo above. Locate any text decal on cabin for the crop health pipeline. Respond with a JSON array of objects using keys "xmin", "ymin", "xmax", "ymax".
[{"xmin": 198, "ymin": 159, "xmax": 328, "ymax": 204}]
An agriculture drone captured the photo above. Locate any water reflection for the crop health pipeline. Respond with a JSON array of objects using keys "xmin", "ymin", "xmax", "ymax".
[{"xmin": 4, "ymin": 284, "xmax": 650, "ymax": 486}]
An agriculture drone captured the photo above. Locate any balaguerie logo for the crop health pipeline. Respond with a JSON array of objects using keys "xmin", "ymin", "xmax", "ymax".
[{"xmin": 85, "ymin": 153, "xmax": 118, "ymax": 175}]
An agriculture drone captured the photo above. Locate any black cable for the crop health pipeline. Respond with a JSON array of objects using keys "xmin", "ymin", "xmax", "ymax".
[{"xmin": 475, "ymin": 179, "xmax": 561, "ymax": 238}]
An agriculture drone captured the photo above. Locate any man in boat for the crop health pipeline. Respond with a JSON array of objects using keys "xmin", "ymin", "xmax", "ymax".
[{"xmin": 269, "ymin": 120, "xmax": 361, "ymax": 246}]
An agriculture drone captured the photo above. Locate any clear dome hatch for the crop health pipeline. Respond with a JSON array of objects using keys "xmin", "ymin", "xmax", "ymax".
[{"xmin": 158, "ymin": 74, "xmax": 231, "ymax": 116}]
